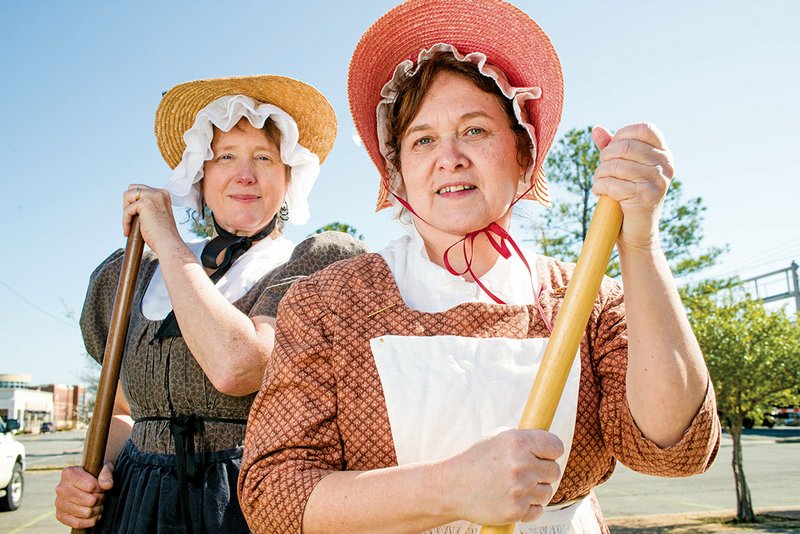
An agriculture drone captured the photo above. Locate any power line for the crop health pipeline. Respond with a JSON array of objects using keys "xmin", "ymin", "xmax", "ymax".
[
  {"xmin": 0, "ymin": 278, "xmax": 78, "ymax": 329},
  {"xmin": 704, "ymin": 240, "xmax": 800, "ymax": 280}
]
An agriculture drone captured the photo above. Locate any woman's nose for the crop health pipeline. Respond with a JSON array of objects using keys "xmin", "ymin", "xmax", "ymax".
[
  {"xmin": 437, "ymin": 137, "xmax": 469, "ymax": 172},
  {"xmin": 235, "ymin": 161, "xmax": 256, "ymax": 183}
]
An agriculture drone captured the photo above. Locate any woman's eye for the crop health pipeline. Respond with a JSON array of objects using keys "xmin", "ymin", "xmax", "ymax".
[
  {"xmin": 413, "ymin": 136, "xmax": 433, "ymax": 147},
  {"xmin": 255, "ymin": 155, "xmax": 273, "ymax": 162},
  {"xmin": 465, "ymin": 127, "xmax": 484, "ymax": 136},
  {"xmin": 217, "ymin": 153, "xmax": 233, "ymax": 161}
]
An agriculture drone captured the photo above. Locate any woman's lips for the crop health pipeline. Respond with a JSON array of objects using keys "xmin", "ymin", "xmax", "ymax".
[
  {"xmin": 436, "ymin": 184, "xmax": 477, "ymax": 199},
  {"xmin": 229, "ymin": 194, "xmax": 260, "ymax": 202}
]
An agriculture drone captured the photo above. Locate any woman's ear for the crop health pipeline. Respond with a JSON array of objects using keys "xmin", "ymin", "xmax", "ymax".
[
  {"xmin": 394, "ymin": 172, "xmax": 407, "ymax": 199},
  {"xmin": 516, "ymin": 168, "xmax": 530, "ymax": 196}
]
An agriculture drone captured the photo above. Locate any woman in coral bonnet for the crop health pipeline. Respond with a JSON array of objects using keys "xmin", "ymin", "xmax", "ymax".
[{"xmin": 240, "ymin": 1, "xmax": 721, "ymax": 532}]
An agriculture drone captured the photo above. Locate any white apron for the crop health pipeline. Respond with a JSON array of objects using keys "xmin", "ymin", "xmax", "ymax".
[{"xmin": 370, "ymin": 334, "xmax": 599, "ymax": 533}]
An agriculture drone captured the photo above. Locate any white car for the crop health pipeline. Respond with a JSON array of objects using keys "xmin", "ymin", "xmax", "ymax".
[{"xmin": 0, "ymin": 419, "xmax": 25, "ymax": 511}]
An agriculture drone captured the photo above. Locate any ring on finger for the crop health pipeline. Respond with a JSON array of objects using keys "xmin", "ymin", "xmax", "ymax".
[{"xmin": 134, "ymin": 187, "xmax": 142, "ymax": 201}]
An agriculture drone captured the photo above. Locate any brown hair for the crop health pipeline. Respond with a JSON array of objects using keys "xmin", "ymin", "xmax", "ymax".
[
  {"xmin": 384, "ymin": 52, "xmax": 533, "ymax": 176},
  {"xmin": 261, "ymin": 118, "xmax": 282, "ymax": 152}
]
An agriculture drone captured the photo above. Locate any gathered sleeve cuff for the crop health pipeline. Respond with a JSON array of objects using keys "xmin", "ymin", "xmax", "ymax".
[
  {"xmin": 591, "ymin": 280, "xmax": 722, "ymax": 476},
  {"xmin": 609, "ymin": 378, "xmax": 720, "ymax": 476},
  {"xmin": 239, "ymin": 276, "xmax": 343, "ymax": 534}
]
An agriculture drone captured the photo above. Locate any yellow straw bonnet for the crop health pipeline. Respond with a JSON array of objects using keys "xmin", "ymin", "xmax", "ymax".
[{"xmin": 155, "ymin": 75, "xmax": 337, "ymax": 169}]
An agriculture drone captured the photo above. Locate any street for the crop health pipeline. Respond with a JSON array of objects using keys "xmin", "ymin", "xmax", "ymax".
[
  {"xmin": 0, "ymin": 429, "xmax": 798, "ymax": 532},
  {"xmin": 596, "ymin": 428, "xmax": 800, "ymax": 516},
  {"xmin": 1, "ymin": 430, "xmax": 83, "ymax": 533}
]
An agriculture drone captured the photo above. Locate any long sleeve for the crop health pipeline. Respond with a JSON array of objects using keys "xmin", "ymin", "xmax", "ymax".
[
  {"xmin": 239, "ymin": 277, "xmax": 343, "ymax": 534},
  {"xmin": 592, "ymin": 279, "xmax": 720, "ymax": 476}
]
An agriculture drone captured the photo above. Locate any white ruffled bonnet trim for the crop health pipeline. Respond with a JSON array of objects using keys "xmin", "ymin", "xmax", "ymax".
[
  {"xmin": 375, "ymin": 43, "xmax": 542, "ymax": 216},
  {"xmin": 162, "ymin": 95, "xmax": 320, "ymax": 225}
]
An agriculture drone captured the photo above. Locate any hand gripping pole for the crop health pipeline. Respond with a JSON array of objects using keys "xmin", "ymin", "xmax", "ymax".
[{"xmin": 72, "ymin": 218, "xmax": 144, "ymax": 534}]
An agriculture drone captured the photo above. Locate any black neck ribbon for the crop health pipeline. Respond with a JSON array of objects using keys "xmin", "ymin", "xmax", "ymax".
[{"xmin": 153, "ymin": 214, "xmax": 277, "ymax": 339}]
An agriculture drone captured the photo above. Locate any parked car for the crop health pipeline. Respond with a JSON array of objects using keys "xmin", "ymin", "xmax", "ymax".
[
  {"xmin": 0, "ymin": 419, "xmax": 25, "ymax": 511},
  {"xmin": 772, "ymin": 406, "xmax": 800, "ymax": 427},
  {"xmin": 39, "ymin": 422, "xmax": 54, "ymax": 434}
]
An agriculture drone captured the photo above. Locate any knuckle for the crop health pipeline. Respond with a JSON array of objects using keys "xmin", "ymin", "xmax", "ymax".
[
  {"xmin": 639, "ymin": 121, "xmax": 656, "ymax": 135},
  {"xmin": 620, "ymin": 139, "xmax": 633, "ymax": 157},
  {"xmin": 523, "ymin": 504, "xmax": 544, "ymax": 522},
  {"xmin": 507, "ymin": 484, "xmax": 526, "ymax": 499}
]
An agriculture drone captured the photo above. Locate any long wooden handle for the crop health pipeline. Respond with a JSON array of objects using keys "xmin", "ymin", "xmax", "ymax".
[
  {"xmin": 480, "ymin": 196, "xmax": 623, "ymax": 534},
  {"xmin": 72, "ymin": 218, "xmax": 144, "ymax": 534}
]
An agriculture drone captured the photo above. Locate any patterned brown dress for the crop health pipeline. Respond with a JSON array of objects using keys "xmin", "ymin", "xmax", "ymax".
[
  {"xmin": 239, "ymin": 253, "xmax": 721, "ymax": 534},
  {"xmin": 80, "ymin": 232, "xmax": 368, "ymax": 534}
]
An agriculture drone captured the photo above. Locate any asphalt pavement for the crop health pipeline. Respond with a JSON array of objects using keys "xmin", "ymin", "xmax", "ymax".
[{"xmin": 1, "ymin": 428, "xmax": 798, "ymax": 533}]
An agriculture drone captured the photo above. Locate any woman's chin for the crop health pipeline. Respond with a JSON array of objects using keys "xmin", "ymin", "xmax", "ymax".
[
  {"xmin": 217, "ymin": 217, "xmax": 274, "ymax": 237},
  {"xmin": 418, "ymin": 210, "xmax": 506, "ymax": 237}
]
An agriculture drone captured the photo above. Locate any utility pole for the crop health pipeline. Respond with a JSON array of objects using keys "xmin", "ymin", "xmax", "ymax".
[{"xmin": 741, "ymin": 261, "xmax": 800, "ymax": 313}]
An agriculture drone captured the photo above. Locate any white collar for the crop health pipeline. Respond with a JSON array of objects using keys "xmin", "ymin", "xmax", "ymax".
[
  {"xmin": 142, "ymin": 235, "xmax": 295, "ymax": 321},
  {"xmin": 379, "ymin": 225, "xmax": 538, "ymax": 313}
]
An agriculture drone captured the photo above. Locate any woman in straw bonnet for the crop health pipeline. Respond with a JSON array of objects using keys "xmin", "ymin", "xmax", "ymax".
[
  {"xmin": 240, "ymin": 0, "xmax": 720, "ymax": 532},
  {"xmin": 54, "ymin": 75, "xmax": 367, "ymax": 533}
]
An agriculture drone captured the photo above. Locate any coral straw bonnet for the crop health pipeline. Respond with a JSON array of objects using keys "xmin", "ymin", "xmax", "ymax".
[
  {"xmin": 155, "ymin": 75, "xmax": 337, "ymax": 225},
  {"xmin": 348, "ymin": 0, "xmax": 564, "ymax": 211}
]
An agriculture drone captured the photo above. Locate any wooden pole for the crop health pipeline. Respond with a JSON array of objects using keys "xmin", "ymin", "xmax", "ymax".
[
  {"xmin": 72, "ymin": 218, "xmax": 144, "ymax": 534},
  {"xmin": 480, "ymin": 196, "xmax": 623, "ymax": 534}
]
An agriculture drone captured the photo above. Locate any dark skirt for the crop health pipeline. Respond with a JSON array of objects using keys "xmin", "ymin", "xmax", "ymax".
[{"xmin": 95, "ymin": 440, "xmax": 250, "ymax": 534}]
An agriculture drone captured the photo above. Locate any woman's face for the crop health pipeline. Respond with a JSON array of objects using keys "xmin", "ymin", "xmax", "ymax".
[
  {"xmin": 203, "ymin": 118, "xmax": 288, "ymax": 236},
  {"xmin": 398, "ymin": 71, "xmax": 525, "ymax": 245}
]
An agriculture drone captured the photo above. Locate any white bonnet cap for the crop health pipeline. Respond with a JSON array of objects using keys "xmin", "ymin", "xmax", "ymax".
[{"xmin": 162, "ymin": 95, "xmax": 320, "ymax": 225}]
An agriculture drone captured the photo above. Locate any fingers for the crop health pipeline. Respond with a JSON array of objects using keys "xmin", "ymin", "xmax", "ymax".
[
  {"xmin": 591, "ymin": 124, "xmax": 614, "ymax": 151},
  {"xmin": 610, "ymin": 122, "xmax": 668, "ymax": 151},
  {"xmin": 54, "ymin": 466, "xmax": 107, "ymax": 528},
  {"xmin": 528, "ymin": 431, "xmax": 563, "ymax": 462},
  {"xmin": 55, "ymin": 500, "xmax": 104, "ymax": 529},
  {"xmin": 591, "ymin": 123, "xmax": 673, "ymax": 209},
  {"xmin": 496, "ymin": 430, "xmax": 562, "ymax": 522},
  {"xmin": 599, "ymin": 139, "xmax": 674, "ymax": 180},
  {"xmin": 122, "ymin": 184, "xmax": 149, "ymax": 237},
  {"xmin": 521, "ymin": 503, "xmax": 545, "ymax": 523},
  {"xmin": 121, "ymin": 185, "xmax": 176, "ymax": 245},
  {"xmin": 593, "ymin": 158, "xmax": 670, "ymax": 202},
  {"xmin": 446, "ymin": 429, "xmax": 564, "ymax": 525},
  {"xmin": 98, "ymin": 461, "xmax": 115, "ymax": 491}
]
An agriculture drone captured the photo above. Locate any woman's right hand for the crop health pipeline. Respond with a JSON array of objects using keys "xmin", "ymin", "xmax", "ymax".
[
  {"xmin": 440, "ymin": 428, "xmax": 564, "ymax": 526},
  {"xmin": 54, "ymin": 463, "xmax": 114, "ymax": 529},
  {"xmin": 122, "ymin": 184, "xmax": 183, "ymax": 254}
]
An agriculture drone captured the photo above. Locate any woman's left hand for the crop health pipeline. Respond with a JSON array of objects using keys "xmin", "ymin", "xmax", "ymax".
[
  {"xmin": 123, "ymin": 184, "xmax": 183, "ymax": 254},
  {"xmin": 591, "ymin": 123, "xmax": 674, "ymax": 253}
]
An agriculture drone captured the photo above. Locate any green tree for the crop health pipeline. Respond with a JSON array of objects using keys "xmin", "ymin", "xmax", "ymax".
[
  {"xmin": 312, "ymin": 222, "xmax": 364, "ymax": 241},
  {"xmin": 524, "ymin": 127, "xmax": 725, "ymax": 277},
  {"xmin": 684, "ymin": 283, "xmax": 800, "ymax": 521}
]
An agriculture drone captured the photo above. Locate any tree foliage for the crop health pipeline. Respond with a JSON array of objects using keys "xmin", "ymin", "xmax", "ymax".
[
  {"xmin": 312, "ymin": 222, "xmax": 364, "ymax": 241},
  {"xmin": 525, "ymin": 126, "xmax": 725, "ymax": 277},
  {"xmin": 684, "ymin": 282, "xmax": 800, "ymax": 520}
]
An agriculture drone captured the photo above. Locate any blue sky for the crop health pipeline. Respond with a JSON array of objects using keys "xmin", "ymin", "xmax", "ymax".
[{"xmin": 1, "ymin": 0, "xmax": 798, "ymax": 385}]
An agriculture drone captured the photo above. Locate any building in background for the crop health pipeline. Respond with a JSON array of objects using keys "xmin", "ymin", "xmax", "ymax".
[
  {"xmin": 0, "ymin": 373, "xmax": 88, "ymax": 432},
  {"xmin": 40, "ymin": 384, "xmax": 88, "ymax": 430}
]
